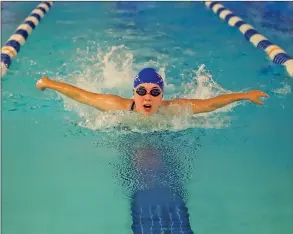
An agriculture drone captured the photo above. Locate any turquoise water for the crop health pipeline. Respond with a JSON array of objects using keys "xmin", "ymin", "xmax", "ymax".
[{"xmin": 2, "ymin": 2, "xmax": 293, "ymax": 234}]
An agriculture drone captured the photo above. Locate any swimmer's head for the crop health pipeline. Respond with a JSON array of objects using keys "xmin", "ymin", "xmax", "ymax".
[
  {"xmin": 133, "ymin": 68, "xmax": 164, "ymax": 116},
  {"xmin": 133, "ymin": 68, "xmax": 164, "ymax": 91}
]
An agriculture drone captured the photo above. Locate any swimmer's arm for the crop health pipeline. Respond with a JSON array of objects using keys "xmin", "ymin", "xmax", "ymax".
[
  {"xmin": 168, "ymin": 91, "xmax": 269, "ymax": 113},
  {"xmin": 36, "ymin": 77, "xmax": 131, "ymax": 111}
]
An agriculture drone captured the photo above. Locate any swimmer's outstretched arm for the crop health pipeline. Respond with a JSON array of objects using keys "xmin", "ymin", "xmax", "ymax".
[
  {"xmin": 168, "ymin": 90, "xmax": 269, "ymax": 114},
  {"xmin": 36, "ymin": 76, "xmax": 131, "ymax": 111}
]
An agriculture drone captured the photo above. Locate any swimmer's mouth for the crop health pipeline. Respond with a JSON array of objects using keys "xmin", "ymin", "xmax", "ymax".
[{"xmin": 143, "ymin": 104, "xmax": 152, "ymax": 111}]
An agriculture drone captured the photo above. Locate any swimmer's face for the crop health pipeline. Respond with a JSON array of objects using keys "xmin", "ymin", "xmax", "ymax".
[{"xmin": 133, "ymin": 83, "xmax": 163, "ymax": 116}]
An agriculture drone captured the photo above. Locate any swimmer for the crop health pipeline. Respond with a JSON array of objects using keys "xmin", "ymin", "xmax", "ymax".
[{"xmin": 36, "ymin": 68, "xmax": 269, "ymax": 116}]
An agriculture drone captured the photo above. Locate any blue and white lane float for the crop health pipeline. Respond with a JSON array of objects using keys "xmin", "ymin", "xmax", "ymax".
[
  {"xmin": 1, "ymin": 1, "xmax": 54, "ymax": 78},
  {"xmin": 204, "ymin": 1, "xmax": 293, "ymax": 78}
]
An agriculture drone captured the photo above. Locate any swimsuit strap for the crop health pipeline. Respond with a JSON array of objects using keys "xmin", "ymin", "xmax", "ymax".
[{"xmin": 130, "ymin": 101, "xmax": 135, "ymax": 111}]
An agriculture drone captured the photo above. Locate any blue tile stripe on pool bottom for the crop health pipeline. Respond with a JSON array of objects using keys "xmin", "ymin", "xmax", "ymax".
[
  {"xmin": 1, "ymin": 1, "xmax": 54, "ymax": 78},
  {"xmin": 204, "ymin": 1, "xmax": 293, "ymax": 77}
]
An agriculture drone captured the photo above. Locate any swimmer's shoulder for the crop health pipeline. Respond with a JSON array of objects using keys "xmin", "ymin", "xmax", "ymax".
[
  {"xmin": 101, "ymin": 94, "xmax": 133, "ymax": 111},
  {"xmin": 116, "ymin": 96, "xmax": 133, "ymax": 110},
  {"xmin": 162, "ymin": 99, "xmax": 184, "ymax": 107},
  {"xmin": 161, "ymin": 99, "xmax": 193, "ymax": 114}
]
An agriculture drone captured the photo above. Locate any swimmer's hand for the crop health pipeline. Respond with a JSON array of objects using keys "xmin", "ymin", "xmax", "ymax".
[
  {"xmin": 36, "ymin": 76, "xmax": 50, "ymax": 91},
  {"xmin": 245, "ymin": 90, "xmax": 269, "ymax": 105}
]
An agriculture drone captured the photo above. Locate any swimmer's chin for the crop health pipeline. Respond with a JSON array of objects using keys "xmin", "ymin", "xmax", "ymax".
[
  {"xmin": 138, "ymin": 110, "xmax": 154, "ymax": 116},
  {"xmin": 139, "ymin": 108, "xmax": 160, "ymax": 116},
  {"xmin": 137, "ymin": 106, "xmax": 179, "ymax": 116}
]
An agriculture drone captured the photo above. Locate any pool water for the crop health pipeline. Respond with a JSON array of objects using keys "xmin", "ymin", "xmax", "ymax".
[{"xmin": 2, "ymin": 2, "xmax": 293, "ymax": 234}]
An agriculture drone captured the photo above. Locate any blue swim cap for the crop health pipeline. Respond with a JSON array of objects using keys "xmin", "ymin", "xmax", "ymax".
[{"xmin": 133, "ymin": 68, "xmax": 164, "ymax": 91}]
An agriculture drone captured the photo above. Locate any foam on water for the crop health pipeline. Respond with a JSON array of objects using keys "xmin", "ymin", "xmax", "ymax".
[
  {"xmin": 273, "ymin": 82, "xmax": 292, "ymax": 95},
  {"xmin": 53, "ymin": 45, "xmax": 250, "ymax": 132}
]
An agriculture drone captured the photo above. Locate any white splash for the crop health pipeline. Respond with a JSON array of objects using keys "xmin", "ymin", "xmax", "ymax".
[
  {"xmin": 273, "ymin": 82, "xmax": 291, "ymax": 95},
  {"xmin": 54, "ymin": 46, "xmax": 241, "ymax": 132}
]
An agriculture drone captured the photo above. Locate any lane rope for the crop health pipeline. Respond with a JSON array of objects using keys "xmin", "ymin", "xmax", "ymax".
[
  {"xmin": 204, "ymin": 1, "xmax": 293, "ymax": 77},
  {"xmin": 1, "ymin": 1, "xmax": 54, "ymax": 78}
]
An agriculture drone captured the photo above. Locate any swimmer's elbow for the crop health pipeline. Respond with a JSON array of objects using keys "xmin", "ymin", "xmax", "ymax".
[
  {"xmin": 90, "ymin": 95, "xmax": 128, "ymax": 112},
  {"xmin": 190, "ymin": 99, "xmax": 217, "ymax": 113},
  {"xmin": 169, "ymin": 98, "xmax": 218, "ymax": 113},
  {"xmin": 192, "ymin": 106, "xmax": 216, "ymax": 114}
]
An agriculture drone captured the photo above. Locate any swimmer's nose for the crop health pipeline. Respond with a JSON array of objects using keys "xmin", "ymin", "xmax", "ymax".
[{"xmin": 144, "ymin": 94, "xmax": 151, "ymax": 101}]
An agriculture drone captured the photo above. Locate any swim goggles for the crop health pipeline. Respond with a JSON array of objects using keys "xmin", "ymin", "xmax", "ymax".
[{"xmin": 135, "ymin": 86, "xmax": 162, "ymax": 97}]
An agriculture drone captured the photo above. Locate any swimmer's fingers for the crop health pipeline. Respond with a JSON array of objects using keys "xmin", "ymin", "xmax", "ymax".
[
  {"xmin": 36, "ymin": 80, "xmax": 44, "ymax": 91},
  {"xmin": 249, "ymin": 90, "xmax": 269, "ymax": 97},
  {"xmin": 254, "ymin": 99, "xmax": 264, "ymax": 105},
  {"xmin": 246, "ymin": 90, "xmax": 269, "ymax": 105},
  {"xmin": 36, "ymin": 77, "xmax": 49, "ymax": 91},
  {"xmin": 259, "ymin": 91, "xmax": 269, "ymax": 98},
  {"xmin": 257, "ymin": 92, "xmax": 269, "ymax": 104}
]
